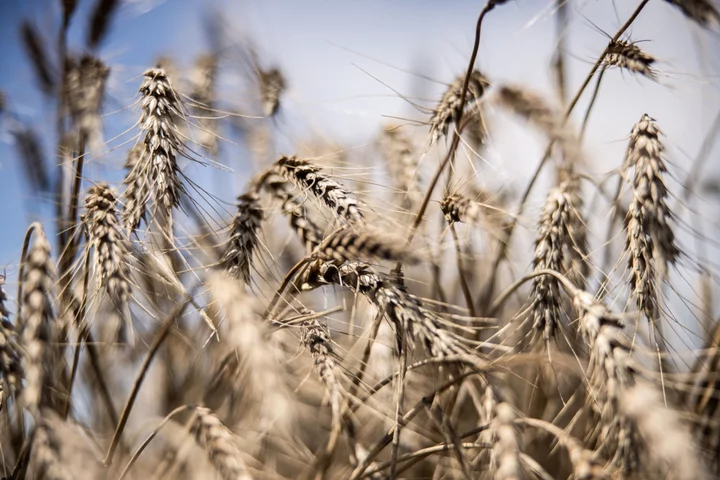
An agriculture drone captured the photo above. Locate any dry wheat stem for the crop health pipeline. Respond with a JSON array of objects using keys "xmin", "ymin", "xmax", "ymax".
[{"xmin": 103, "ymin": 293, "xmax": 194, "ymax": 467}]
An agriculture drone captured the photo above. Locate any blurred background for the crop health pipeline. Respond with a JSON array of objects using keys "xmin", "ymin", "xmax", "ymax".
[{"xmin": 0, "ymin": 0, "xmax": 719, "ymax": 281}]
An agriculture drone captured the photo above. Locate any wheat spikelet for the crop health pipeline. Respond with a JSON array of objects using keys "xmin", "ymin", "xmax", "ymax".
[
  {"xmin": 562, "ymin": 178, "xmax": 589, "ymax": 290},
  {"xmin": 378, "ymin": 126, "xmax": 421, "ymax": 211},
  {"xmin": 12, "ymin": 123, "xmax": 50, "ymax": 195},
  {"xmin": 429, "ymin": 70, "xmax": 489, "ymax": 146},
  {"xmin": 572, "ymin": 291, "xmax": 642, "ymax": 472},
  {"xmin": 82, "ymin": 183, "xmax": 132, "ymax": 318},
  {"xmin": 122, "ymin": 68, "xmax": 184, "ymax": 235},
  {"xmin": 605, "ymin": 40, "xmax": 657, "ymax": 79},
  {"xmin": 441, "ymin": 189, "xmax": 507, "ymax": 232},
  {"xmin": 261, "ymin": 174, "xmax": 324, "ymax": 251},
  {"xmin": 494, "ymin": 84, "xmax": 581, "ymax": 165},
  {"xmin": 258, "ymin": 67, "xmax": 286, "ymax": 117},
  {"xmin": 19, "ymin": 225, "xmax": 57, "ymax": 415},
  {"xmin": 0, "ymin": 275, "xmax": 23, "ymax": 399},
  {"xmin": 87, "ymin": 0, "xmax": 120, "ymax": 48},
  {"xmin": 272, "ymin": 155, "xmax": 364, "ymax": 224},
  {"xmin": 313, "ymin": 226, "xmax": 419, "ymax": 265},
  {"xmin": 221, "ymin": 193, "xmax": 263, "ymax": 285},
  {"xmin": 623, "ymin": 114, "xmax": 678, "ymax": 320},
  {"xmin": 622, "ymin": 383, "xmax": 707, "ymax": 480},
  {"xmin": 664, "ymin": 0, "xmax": 720, "ymax": 27},
  {"xmin": 64, "ymin": 53, "xmax": 110, "ymax": 152},
  {"xmin": 20, "ymin": 21, "xmax": 56, "ymax": 96},
  {"xmin": 31, "ymin": 416, "xmax": 72, "ymax": 480},
  {"xmin": 489, "ymin": 400, "xmax": 523, "ymax": 480},
  {"xmin": 302, "ymin": 316, "xmax": 344, "ymax": 427},
  {"xmin": 192, "ymin": 407, "xmax": 254, "ymax": 480},
  {"xmin": 121, "ymin": 143, "xmax": 149, "ymax": 233},
  {"xmin": 209, "ymin": 273, "xmax": 294, "ymax": 432},
  {"xmin": 299, "ymin": 261, "xmax": 475, "ymax": 360},
  {"xmin": 529, "ymin": 183, "xmax": 581, "ymax": 343},
  {"xmin": 190, "ymin": 54, "xmax": 219, "ymax": 154}
]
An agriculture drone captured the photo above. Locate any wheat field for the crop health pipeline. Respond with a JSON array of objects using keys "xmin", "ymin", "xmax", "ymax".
[{"xmin": 1, "ymin": 0, "xmax": 720, "ymax": 479}]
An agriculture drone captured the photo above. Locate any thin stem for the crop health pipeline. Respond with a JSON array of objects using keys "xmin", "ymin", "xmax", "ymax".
[
  {"xmin": 349, "ymin": 372, "xmax": 476, "ymax": 480},
  {"xmin": 394, "ymin": 0, "xmax": 496, "ymax": 276},
  {"xmin": 488, "ymin": 268, "xmax": 580, "ymax": 316},
  {"xmin": 479, "ymin": 0, "xmax": 650, "ymax": 309},
  {"xmin": 63, "ymin": 244, "xmax": 92, "ymax": 419},
  {"xmin": 389, "ymin": 329, "xmax": 408, "ymax": 477},
  {"xmin": 579, "ymin": 67, "xmax": 606, "ymax": 141},
  {"xmin": 117, "ymin": 405, "xmax": 194, "ymax": 480},
  {"xmin": 103, "ymin": 293, "xmax": 194, "ymax": 467},
  {"xmin": 450, "ymin": 223, "xmax": 477, "ymax": 318}
]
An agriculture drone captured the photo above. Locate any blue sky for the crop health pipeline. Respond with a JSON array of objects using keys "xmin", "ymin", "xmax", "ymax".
[{"xmin": 1, "ymin": 0, "xmax": 719, "ymax": 284}]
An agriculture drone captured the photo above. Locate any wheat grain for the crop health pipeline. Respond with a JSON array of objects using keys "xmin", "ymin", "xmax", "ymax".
[
  {"xmin": 192, "ymin": 407, "xmax": 254, "ymax": 480},
  {"xmin": 64, "ymin": 53, "xmax": 110, "ymax": 152},
  {"xmin": 273, "ymin": 155, "xmax": 364, "ymax": 224},
  {"xmin": 624, "ymin": 114, "xmax": 678, "ymax": 320},
  {"xmin": 258, "ymin": 67, "xmax": 286, "ymax": 117},
  {"xmin": 82, "ymin": 183, "xmax": 132, "ymax": 319},
  {"xmin": 221, "ymin": 193, "xmax": 263, "ymax": 285},
  {"xmin": 301, "ymin": 316, "xmax": 344, "ymax": 427},
  {"xmin": 664, "ymin": 0, "xmax": 720, "ymax": 27},
  {"xmin": 0, "ymin": 275, "xmax": 23, "ymax": 400},
  {"xmin": 605, "ymin": 40, "xmax": 657, "ymax": 79},
  {"xmin": 429, "ymin": 70, "xmax": 489, "ymax": 146},
  {"xmin": 19, "ymin": 225, "xmax": 57, "ymax": 415},
  {"xmin": 313, "ymin": 226, "xmax": 419, "ymax": 265},
  {"xmin": 122, "ymin": 68, "xmax": 185, "ymax": 235},
  {"xmin": 261, "ymin": 174, "xmax": 324, "ymax": 251},
  {"xmin": 378, "ymin": 126, "xmax": 421, "ymax": 211}
]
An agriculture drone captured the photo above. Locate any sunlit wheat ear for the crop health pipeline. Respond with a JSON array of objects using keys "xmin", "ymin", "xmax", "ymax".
[
  {"xmin": 494, "ymin": 84, "xmax": 580, "ymax": 164},
  {"xmin": 299, "ymin": 261, "xmax": 472, "ymax": 360},
  {"xmin": 572, "ymin": 291, "xmax": 642, "ymax": 471},
  {"xmin": 19, "ymin": 225, "xmax": 57, "ymax": 415},
  {"xmin": 301, "ymin": 316, "xmax": 344, "ymax": 428},
  {"xmin": 378, "ymin": 125, "xmax": 421, "ymax": 211},
  {"xmin": 313, "ymin": 226, "xmax": 420, "ymax": 265},
  {"xmin": 192, "ymin": 407, "xmax": 254, "ymax": 480},
  {"xmin": 664, "ymin": 0, "xmax": 720, "ymax": 28},
  {"xmin": 64, "ymin": 53, "xmax": 110, "ymax": 152},
  {"xmin": 121, "ymin": 142, "xmax": 150, "ymax": 234},
  {"xmin": 122, "ymin": 67, "xmax": 185, "ymax": 237},
  {"xmin": 221, "ymin": 193, "xmax": 263, "ymax": 285},
  {"xmin": 272, "ymin": 155, "xmax": 364, "ymax": 225},
  {"xmin": 261, "ymin": 174, "xmax": 324, "ymax": 251},
  {"xmin": 604, "ymin": 40, "xmax": 657, "ymax": 79},
  {"xmin": 621, "ymin": 383, "xmax": 707, "ymax": 480},
  {"xmin": 563, "ymin": 177, "xmax": 589, "ymax": 290},
  {"xmin": 529, "ymin": 183, "xmax": 581, "ymax": 344},
  {"xmin": 209, "ymin": 273, "xmax": 294, "ymax": 433},
  {"xmin": 0, "ymin": 276, "xmax": 23, "ymax": 399},
  {"xmin": 258, "ymin": 67, "xmax": 286, "ymax": 117},
  {"xmin": 82, "ymin": 183, "xmax": 132, "ymax": 331},
  {"xmin": 190, "ymin": 54, "xmax": 219, "ymax": 154},
  {"xmin": 623, "ymin": 114, "xmax": 678, "ymax": 320},
  {"xmin": 31, "ymin": 415, "xmax": 72, "ymax": 480},
  {"xmin": 488, "ymin": 399, "xmax": 523, "ymax": 480},
  {"xmin": 441, "ymin": 188, "xmax": 507, "ymax": 231},
  {"xmin": 429, "ymin": 70, "xmax": 489, "ymax": 147}
]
